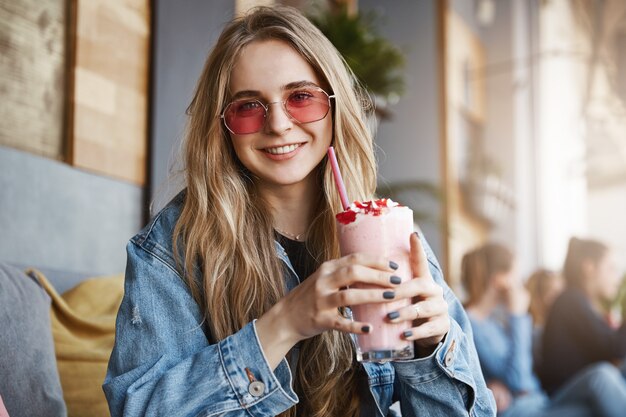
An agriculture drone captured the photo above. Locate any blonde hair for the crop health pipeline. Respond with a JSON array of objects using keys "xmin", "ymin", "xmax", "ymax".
[
  {"xmin": 461, "ymin": 243, "xmax": 513, "ymax": 307},
  {"xmin": 172, "ymin": 6, "xmax": 376, "ymax": 417}
]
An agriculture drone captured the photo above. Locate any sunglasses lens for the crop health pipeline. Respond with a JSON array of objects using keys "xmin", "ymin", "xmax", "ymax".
[
  {"xmin": 285, "ymin": 89, "xmax": 330, "ymax": 124},
  {"xmin": 224, "ymin": 100, "xmax": 265, "ymax": 134},
  {"xmin": 223, "ymin": 89, "xmax": 331, "ymax": 134}
]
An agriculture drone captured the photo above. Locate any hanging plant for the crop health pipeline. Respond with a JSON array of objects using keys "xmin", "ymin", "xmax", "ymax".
[{"xmin": 308, "ymin": 5, "xmax": 406, "ymax": 105}]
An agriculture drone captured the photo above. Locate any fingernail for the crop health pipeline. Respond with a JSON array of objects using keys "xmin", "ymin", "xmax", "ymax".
[
  {"xmin": 414, "ymin": 231, "xmax": 420, "ymax": 238},
  {"xmin": 389, "ymin": 261, "xmax": 399, "ymax": 270},
  {"xmin": 361, "ymin": 325, "xmax": 371, "ymax": 333},
  {"xmin": 383, "ymin": 291, "xmax": 395, "ymax": 300},
  {"xmin": 403, "ymin": 330, "xmax": 413, "ymax": 338},
  {"xmin": 390, "ymin": 275, "xmax": 402, "ymax": 285},
  {"xmin": 387, "ymin": 311, "xmax": 400, "ymax": 320}
]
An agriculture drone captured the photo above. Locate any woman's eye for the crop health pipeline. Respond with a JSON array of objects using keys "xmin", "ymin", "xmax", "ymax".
[
  {"xmin": 236, "ymin": 100, "xmax": 263, "ymax": 113},
  {"xmin": 288, "ymin": 91, "xmax": 315, "ymax": 105}
]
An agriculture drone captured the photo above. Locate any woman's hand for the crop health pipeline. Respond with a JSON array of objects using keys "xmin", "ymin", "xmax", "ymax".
[
  {"xmin": 385, "ymin": 233, "xmax": 450, "ymax": 357},
  {"xmin": 505, "ymin": 283, "xmax": 530, "ymax": 315},
  {"xmin": 487, "ymin": 380, "xmax": 512, "ymax": 412},
  {"xmin": 256, "ymin": 253, "xmax": 400, "ymax": 368}
]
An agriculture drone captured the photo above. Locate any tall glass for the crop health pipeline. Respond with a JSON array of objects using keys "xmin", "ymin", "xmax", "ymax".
[{"xmin": 336, "ymin": 199, "xmax": 414, "ymax": 362}]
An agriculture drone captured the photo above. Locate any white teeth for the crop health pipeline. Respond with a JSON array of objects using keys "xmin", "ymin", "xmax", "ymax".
[{"xmin": 265, "ymin": 143, "xmax": 301, "ymax": 155}]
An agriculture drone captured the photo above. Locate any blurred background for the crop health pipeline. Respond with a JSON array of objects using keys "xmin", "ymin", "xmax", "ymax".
[{"xmin": 1, "ymin": 0, "xmax": 624, "ymax": 292}]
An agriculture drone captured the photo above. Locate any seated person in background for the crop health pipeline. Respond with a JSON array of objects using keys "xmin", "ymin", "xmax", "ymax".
[
  {"xmin": 526, "ymin": 269, "xmax": 564, "ymax": 371},
  {"xmin": 462, "ymin": 243, "xmax": 626, "ymax": 417},
  {"xmin": 540, "ymin": 237, "xmax": 626, "ymax": 395}
]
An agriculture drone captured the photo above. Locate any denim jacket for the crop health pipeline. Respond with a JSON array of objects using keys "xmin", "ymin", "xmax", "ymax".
[
  {"xmin": 103, "ymin": 192, "xmax": 495, "ymax": 416},
  {"xmin": 469, "ymin": 309, "xmax": 540, "ymax": 395}
]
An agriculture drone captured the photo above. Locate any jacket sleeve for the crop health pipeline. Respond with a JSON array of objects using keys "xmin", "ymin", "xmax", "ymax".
[
  {"xmin": 103, "ymin": 241, "xmax": 298, "ymax": 417},
  {"xmin": 471, "ymin": 313, "xmax": 538, "ymax": 394},
  {"xmin": 391, "ymin": 238, "xmax": 496, "ymax": 417}
]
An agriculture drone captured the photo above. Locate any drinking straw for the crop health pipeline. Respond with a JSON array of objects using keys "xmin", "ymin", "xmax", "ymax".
[{"xmin": 327, "ymin": 146, "xmax": 350, "ymax": 210}]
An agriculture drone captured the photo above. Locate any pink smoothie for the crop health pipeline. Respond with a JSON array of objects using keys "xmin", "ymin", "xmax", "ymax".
[{"xmin": 336, "ymin": 199, "xmax": 414, "ymax": 361}]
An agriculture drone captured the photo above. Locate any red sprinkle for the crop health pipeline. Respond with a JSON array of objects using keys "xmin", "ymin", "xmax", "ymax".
[
  {"xmin": 336, "ymin": 199, "xmax": 395, "ymax": 224},
  {"xmin": 336, "ymin": 210, "xmax": 357, "ymax": 225}
]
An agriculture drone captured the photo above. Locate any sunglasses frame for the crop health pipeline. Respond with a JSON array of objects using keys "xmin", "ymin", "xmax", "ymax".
[{"xmin": 220, "ymin": 87, "xmax": 335, "ymax": 135}]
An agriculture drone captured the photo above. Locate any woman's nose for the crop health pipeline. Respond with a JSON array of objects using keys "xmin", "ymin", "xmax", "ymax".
[{"xmin": 264, "ymin": 101, "xmax": 293, "ymax": 135}]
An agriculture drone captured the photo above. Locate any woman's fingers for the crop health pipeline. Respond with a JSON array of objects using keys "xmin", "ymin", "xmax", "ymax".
[
  {"xmin": 328, "ymin": 314, "xmax": 373, "ymax": 335},
  {"xmin": 381, "ymin": 234, "xmax": 451, "ymax": 348},
  {"xmin": 409, "ymin": 232, "xmax": 430, "ymax": 279},
  {"xmin": 313, "ymin": 253, "xmax": 403, "ymax": 293},
  {"xmin": 386, "ymin": 298, "xmax": 448, "ymax": 323},
  {"xmin": 325, "ymin": 287, "xmax": 398, "ymax": 309},
  {"xmin": 391, "ymin": 274, "xmax": 443, "ymax": 302},
  {"xmin": 401, "ymin": 315, "xmax": 450, "ymax": 343},
  {"xmin": 287, "ymin": 246, "xmax": 440, "ymax": 341},
  {"xmin": 333, "ymin": 252, "xmax": 399, "ymax": 275},
  {"xmin": 331, "ymin": 263, "xmax": 402, "ymax": 289}
]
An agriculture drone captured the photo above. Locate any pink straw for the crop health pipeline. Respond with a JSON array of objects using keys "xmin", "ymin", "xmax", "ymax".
[{"xmin": 327, "ymin": 146, "xmax": 350, "ymax": 210}]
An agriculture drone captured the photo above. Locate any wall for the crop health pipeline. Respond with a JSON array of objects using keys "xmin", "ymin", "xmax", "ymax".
[
  {"xmin": 0, "ymin": 0, "xmax": 145, "ymax": 288},
  {"xmin": 479, "ymin": 0, "xmax": 515, "ymax": 243},
  {"xmin": 359, "ymin": 0, "xmax": 444, "ymax": 260},
  {"xmin": 445, "ymin": 0, "xmax": 545, "ymax": 279},
  {"xmin": 0, "ymin": 146, "xmax": 143, "ymax": 283},
  {"xmin": 477, "ymin": 0, "xmax": 540, "ymax": 277},
  {"xmin": 0, "ymin": 0, "xmax": 65, "ymax": 160},
  {"xmin": 588, "ymin": 185, "xmax": 626, "ymax": 272},
  {"xmin": 535, "ymin": 0, "xmax": 589, "ymax": 269},
  {"xmin": 150, "ymin": 0, "xmax": 234, "ymax": 213}
]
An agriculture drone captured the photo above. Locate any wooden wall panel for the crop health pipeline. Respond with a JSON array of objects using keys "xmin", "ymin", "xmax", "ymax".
[
  {"xmin": 68, "ymin": 0, "xmax": 150, "ymax": 185},
  {"xmin": 441, "ymin": 7, "xmax": 488, "ymax": 288},
  {"xmin": 0, "ymin": 0, "xmax": 66, "ymax": 159},
  {"xmin": 235, "ymin": 0, "xmax": 275, "ymax": 16}
]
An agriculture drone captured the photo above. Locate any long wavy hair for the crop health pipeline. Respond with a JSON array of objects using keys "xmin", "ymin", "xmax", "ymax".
[
  {"xmin": 172, "ymin": 6, "xmax": 376, "ymax": 417},
  {"xmin": 461, "ymin": 243, "xmax": 514, "ymax": 307}
]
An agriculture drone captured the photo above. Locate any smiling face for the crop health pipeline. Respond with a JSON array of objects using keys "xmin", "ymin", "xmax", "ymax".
[{"xmin": 226, "ymin": 39, "xmax": 333, "ymax": 194}]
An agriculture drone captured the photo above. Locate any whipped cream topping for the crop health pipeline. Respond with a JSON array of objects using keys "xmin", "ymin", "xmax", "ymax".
[{"xmin": 336, "ymin": 198, "xmax": 401, "ymax": 225}]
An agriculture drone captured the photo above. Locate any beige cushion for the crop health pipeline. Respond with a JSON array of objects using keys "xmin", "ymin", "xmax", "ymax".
[{"xmin": 31, "ymin": 270, "xmax": 124, "ymax": 417}]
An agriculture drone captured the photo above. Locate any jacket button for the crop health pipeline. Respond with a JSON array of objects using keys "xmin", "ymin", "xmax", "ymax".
[
  {"xmin": 444, "ymin": 339, "xmax": 456, "ymax": 368},
  {"xmin": 248, "ymin": 381, "xmax": 265, "ymax": 397}
]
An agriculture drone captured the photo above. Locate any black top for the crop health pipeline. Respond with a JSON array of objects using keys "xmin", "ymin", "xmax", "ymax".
[
  {"xmin": 539, "ymin": 288, "xmax": 626, "ymax": 395},
  {"xmin": 276, "ymin": 233, "xmax": 317, "ymax": 281}
]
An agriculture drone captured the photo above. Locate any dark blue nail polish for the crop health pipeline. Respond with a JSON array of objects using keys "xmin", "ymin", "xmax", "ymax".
[
  {"xmin": 389, "ymin": 261, "xmax": 399, "ymax": 270},
  {"xmin": 361, "ymin": 325, "xmax": 371, "ymax": 333},
  {"xmin": 387, "ymin": 311, "xmax": 400, "ymax": 320},
  {"xmin": 403, "ymin": 330, "xmax": 413, "ymax": 338},
  {"xmin": 383, "ymin": 291, "xmax": 395, "ymax": 300},
  {"xmin": 390, "ymin": 275, "xmax": 402, "ymax": 285}
]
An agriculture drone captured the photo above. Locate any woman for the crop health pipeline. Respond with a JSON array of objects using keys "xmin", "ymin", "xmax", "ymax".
[
  {"xmin": 462, "ymin": 243, "xmax": 538, "ymax": 414},
  {"xmin": 526, "ymin": 269, "xmax": 564, "ymax": 330},
  {"xmin": 526, "ymin": 269, "xmax": 564, "ymax": 371},
  {"xmin": 462, "ymin": 243, "xmax": 626, "ymax": 417},
  {"xmin": 103, "ymin": 6, "xmax": 494, "ymax": 416},
  {"xmin": 540, "ymin": 237, "xmax": 626, "ymax": 395}
]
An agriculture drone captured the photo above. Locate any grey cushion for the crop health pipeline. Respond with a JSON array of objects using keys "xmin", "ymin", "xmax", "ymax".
[
  {"xmin": 0, "ymin": 263, "xmax": 66, "ymax": 417},
  {"xmin": 6, "ymin": 263, "xmax": 90, "ymax": 295}
]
